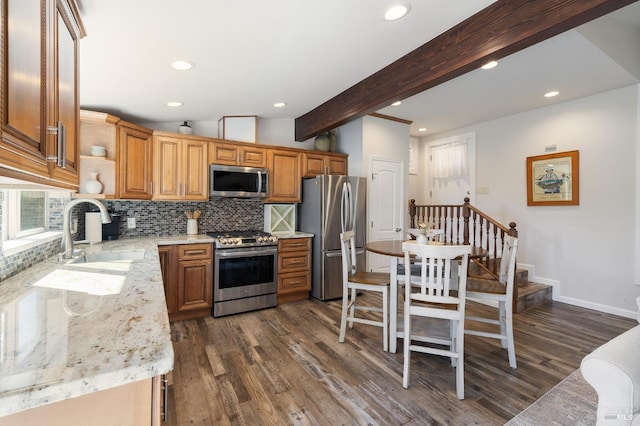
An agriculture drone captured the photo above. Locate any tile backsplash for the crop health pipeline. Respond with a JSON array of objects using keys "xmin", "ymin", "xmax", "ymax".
[
  {"xmin": 103, "ymin": 198, "xmax": 264, "ymax": 238},
  {"xmin": 0, "ymin": 196, "xmax": 265, "ymax": 283}
]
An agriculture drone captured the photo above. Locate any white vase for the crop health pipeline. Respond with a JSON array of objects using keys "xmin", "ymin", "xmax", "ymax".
[
  {"xmin": 417, "ymin": 234, "xmax": 428, "ymax": 244},
  {"xmin": 187, "ymin": 219, "xmax": 198, "ymax": 235},
  {"xmin": 85, "ymin": 172, "xmax": 103, "ymax": 194}
]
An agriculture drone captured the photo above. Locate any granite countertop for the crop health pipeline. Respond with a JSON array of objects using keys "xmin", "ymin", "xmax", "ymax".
[
  {"xmin": 272, "ymin": 231, "xmax": 314, "ymax": 239},
  {"xmin": 0, "ymin": 234, "xmax": 214, "ymax": 418}
]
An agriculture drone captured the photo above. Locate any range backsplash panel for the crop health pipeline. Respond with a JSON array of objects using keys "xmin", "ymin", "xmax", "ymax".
[{"xmin": 104, "ymin": 198, "xmax": 265, "ymax": 238}]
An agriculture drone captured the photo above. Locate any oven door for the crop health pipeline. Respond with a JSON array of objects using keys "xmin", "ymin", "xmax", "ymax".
[{"xmin": 214, "ymin": 246, "xmax": 277, "ymax": 301}]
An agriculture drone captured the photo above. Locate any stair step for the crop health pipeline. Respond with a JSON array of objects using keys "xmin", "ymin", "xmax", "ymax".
[{"xmin": 516, "ymin": 281, "xmax": 552, "ymax": 312}]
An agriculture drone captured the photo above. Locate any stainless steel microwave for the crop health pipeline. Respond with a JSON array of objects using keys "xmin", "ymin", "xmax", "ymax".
[{"xmin": 209, "ymin": 164, "xmax": 269, "ymax": 199}]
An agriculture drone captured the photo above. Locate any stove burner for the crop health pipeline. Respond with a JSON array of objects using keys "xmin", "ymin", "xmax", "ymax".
[{"xmin": 208, "ymin": 230, "xmax": 278, "ymax": 248}]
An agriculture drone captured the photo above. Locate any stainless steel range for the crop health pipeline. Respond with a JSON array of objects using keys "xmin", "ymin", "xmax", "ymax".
[{"xmin": 208, "ymin": 230, "xmax": 278, "ymax": 317}]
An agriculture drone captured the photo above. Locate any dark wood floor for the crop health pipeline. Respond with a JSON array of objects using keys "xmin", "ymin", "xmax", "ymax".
[{"xmin": 166, "ymin": 295, "xmax": 636, "ymax": 425}]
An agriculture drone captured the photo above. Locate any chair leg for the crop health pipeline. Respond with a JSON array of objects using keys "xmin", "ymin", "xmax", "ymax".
[
  {"xmin": 499, "ymin": 301, "xmax": 507, "ymax": 348},
  {"xmin": 348, "ymin": 287, "xmax": 357, "ymax": 329},
  {"xmin": 338, "ymin": 288, "xmax": 350, "ymax": 343},
  {"xmin": 455, "ymin": 319, "xmax": 465, "ymax": 400},
  {"xmin": 382, "ymin": 288, "xmax": 389, "ymax": 352},
  {"xmin": 505, "ymin": 303, "xmax": 517, "ymax": 369},
  {"xmin": 402, "ymin": 311, "xmax": 411, "ymax": 388},
  {"xmin": 450, "ymin": 320, "xmax": 457, "ymax": 367}
]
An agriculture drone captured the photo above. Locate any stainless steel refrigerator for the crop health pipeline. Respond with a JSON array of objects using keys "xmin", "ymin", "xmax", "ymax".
[{"xmin": 298, "ymin": 175, "xmax": 366, "ymax": 300}]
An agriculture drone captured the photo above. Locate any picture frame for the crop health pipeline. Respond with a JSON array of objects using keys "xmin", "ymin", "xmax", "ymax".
[{"xmin": 526, "ymin": 150, "xmax": 579, "ymax": 206}]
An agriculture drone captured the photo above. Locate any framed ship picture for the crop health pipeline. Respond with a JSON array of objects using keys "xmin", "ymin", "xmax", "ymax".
[{"xmin": 526, "ymin": 150, "xmax": 579, "ymax": 206}]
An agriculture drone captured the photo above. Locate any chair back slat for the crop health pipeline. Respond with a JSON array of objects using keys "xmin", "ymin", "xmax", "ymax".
[{"xmin": 403, "ymin": 242, "xmax": 471, "ymax": 304}]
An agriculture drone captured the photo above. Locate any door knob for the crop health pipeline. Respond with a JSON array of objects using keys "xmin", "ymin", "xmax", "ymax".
[{"xmin": 395, "ymin": 228, "xmax": 401, "ymax": 232}]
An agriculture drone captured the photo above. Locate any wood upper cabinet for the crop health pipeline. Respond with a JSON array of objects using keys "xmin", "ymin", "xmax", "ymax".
[
  {"xmin": 47, "ymin": 0, "xmax": 83, "ymax": 185},
  {"xmin": 266, "ymin": 148, "xmax": 301, "ymax": 202},
  {"xmin": 160, "ymin": 243, "xmax": 213, "ymax": 322},
  {"xmin": 118, "ymin": 122, "xmax": 153, "ymax": 199},
  {"xmin": 301, "ymin": 152, "xmax": 348, "ymax": 178},
  {"xmin": 0, "ymin": 0, "xmax": 84, "ymax": 188},
  {"xmin": 209, "ymin": 140, "xmax": 266, "ymax": 167},
  {"xmin": 153, "ymin": 133, "xmax": 208, "ymax": 201}
]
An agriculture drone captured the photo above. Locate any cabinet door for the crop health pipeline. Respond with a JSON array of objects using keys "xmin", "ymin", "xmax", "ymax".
[
  {"xmin": 183, "ymin": 140, "xmax": 208, "ymax": 200},
  {"xmin": 240, "ymin": 146, "xmax": 267, "ymax": 167},
  {"xmin": 267, "ymin": 149, "xmax": 300, "ymax": 202},
  {"xmin": 152, "ymin": 135, "xmax": 181, "ymax": 200},
  {"xmin": 177, "ymin": 259, "xmax": 213, "ymax": 312},
  {"xmin": 0, "ymin": 0, "xmax": 49, "ymax": 178},
  {"xmin": 158, "ymin": 245, "xmax": 177, "ymax": 314},
  {"xmin": 48, "ymin": 2, "xmax": 81, "ymax": 185},
  {"xmin": 118, "ymin": 124, "xmax": 152, "ymax": 199},
  {"xmin": 210, "ymin": 142, "xmax": 240, "ymax": 165},
  {"xmin": 327, "ymin": 156, "xmax": 347, "ymax": 175},
  {"xmin": 301, "ymin": 153, "xmax": 326, "ymax": 178}
]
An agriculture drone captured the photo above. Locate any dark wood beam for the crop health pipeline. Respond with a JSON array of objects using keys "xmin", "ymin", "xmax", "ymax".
[{"xmin": 294, "ymin": 0, "xmax": 638, "ymax": 141}]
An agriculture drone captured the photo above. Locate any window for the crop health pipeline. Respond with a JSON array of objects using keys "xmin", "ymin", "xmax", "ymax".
[{"xmin": 4, "ymin": 190, "xmax": 49, "ymax": 240}]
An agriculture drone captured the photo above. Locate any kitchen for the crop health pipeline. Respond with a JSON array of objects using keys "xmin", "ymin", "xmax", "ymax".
[{"xmin": 2, "ymin": 0, "xmax": 640, "ymax": 424}]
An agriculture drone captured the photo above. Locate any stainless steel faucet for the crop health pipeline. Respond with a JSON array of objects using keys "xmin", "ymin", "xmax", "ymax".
[{"xmin": 61, "ymin": 198, "xmax": 111, "ymax": 260}]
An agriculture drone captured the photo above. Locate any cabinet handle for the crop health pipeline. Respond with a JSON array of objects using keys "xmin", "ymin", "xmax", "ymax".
[
  {"xmin": 183, "ymin": 249, "xmax": 206, "ymax": 256},
  {"xmin": 161, "ymin": 374, "xmax": 169, "ymax": 421},
  {"xmin": 60, "ymin": 123, "xmax": 66, "ymax": 168}
]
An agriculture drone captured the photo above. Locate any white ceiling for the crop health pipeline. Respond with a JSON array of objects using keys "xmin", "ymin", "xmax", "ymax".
[{"xmin": 77, "ymin": 1, "xmax": 640, "ymax": 138}]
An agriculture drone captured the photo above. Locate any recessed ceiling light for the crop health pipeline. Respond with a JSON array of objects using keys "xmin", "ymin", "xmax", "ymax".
[
  {"xmin": 171, "ymin": 60, "xmax": 193, "ymax": 71},
  {"xmin": 481, "ymin": 60, "xmax": 498, "ymax": 70},
  {"xmin": 418, "ymin": 127, "xmax": 427, "ymax": 132},
  {"xmin": 273, "ymin": 102, "xmax": 287, "ymax": 108},
  {"xmin": 166, "ymin": 101, "xmax": 183, "ymax": 107},
  {"xmin": 385, "ymin": 4, "xmax": 410, "ymax": 21},
  {"xmin": 391, "ymin": 101, "xmax": 402, "ymax": 106},
  {"xmin": 544, "ymin": 91, "xmax": 559, "ymax": 98}
]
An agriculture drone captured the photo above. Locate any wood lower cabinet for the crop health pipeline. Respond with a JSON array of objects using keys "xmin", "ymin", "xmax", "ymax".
[
  {"xmin": 160, "ymin": 243, "xmax": 213, "ymax": 321},
  {"xmin": 277, "ymin": 237, "xmax": 312, "ymax": 303},
  {"xmin": 0, "ymin": 376, "xmax": 166, "ymax": 426},
  {"xmin": 301, "ymin": 152, "xmax": 348, "ymax": 178},
  {"xmin": 267, "ymin": 148, "xmax": 301, "ymax": 202}
]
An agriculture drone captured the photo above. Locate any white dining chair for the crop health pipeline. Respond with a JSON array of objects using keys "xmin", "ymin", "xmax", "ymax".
[
  {"xmin": 401, "ymin": 241, "xmax": 471, "ymax": 399},
  {"xmin": 339, "ymin": 231, "xmax": 391, "ymax": 351},
  {"xmin": 465, "ymin": 236, "xmax": 519, "ymax": 369}
]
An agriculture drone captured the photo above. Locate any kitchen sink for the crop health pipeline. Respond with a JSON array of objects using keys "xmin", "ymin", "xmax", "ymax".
[{"xmin": 69, "ymin": 248, "xmax": 146, "ymax": 264}]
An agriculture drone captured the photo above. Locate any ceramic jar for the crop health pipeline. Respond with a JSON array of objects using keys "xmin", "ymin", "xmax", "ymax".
[
  {"xmin": 187, "ymin": 219, "xmax": 198, "ymax": 235},
  {"xmin": 314, "ymin": 133, "xmax": 331, "ymax": 151},
  {"xmin": 85, "ymin": 172, "xmax": 103, "ymax": 194}
]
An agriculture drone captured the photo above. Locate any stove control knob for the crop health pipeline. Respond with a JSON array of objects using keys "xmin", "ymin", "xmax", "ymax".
[
  {"xmin": 234, "ymin": 238, "xmax": 242, "ymax": 245},
  {"xmin": 269, "ymin": 235, "xmax": 278, "ymax": 243},
  {"xmin": 218, "ymin": 238, "xmax": 227, "ymax": 245}
]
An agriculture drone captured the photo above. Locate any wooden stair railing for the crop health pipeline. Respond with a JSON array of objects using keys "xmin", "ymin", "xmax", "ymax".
[{"xmin": 409, "ymin": 197, "xmax": 519, "ymax": 304}]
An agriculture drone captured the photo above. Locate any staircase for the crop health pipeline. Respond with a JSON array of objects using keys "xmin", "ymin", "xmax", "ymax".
[{"xmin": 409, "ymin": 198, "xmax": 552, "ymax": 312}]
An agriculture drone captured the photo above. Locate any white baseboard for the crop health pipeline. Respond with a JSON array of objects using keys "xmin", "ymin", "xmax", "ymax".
[{"xmin": 519, "ymin": 263, "xmax": 638, "ymax": 320}]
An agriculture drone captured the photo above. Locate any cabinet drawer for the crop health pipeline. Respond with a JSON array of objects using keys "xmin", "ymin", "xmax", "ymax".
[
  {"xmin": 278, "ymin": 252, "xmax": 310, "ymax": 273},
  {"xmin": 278, "ymin": 237, "xmax": 311, "ymax": 252},
  {"xmin": 278, "ymin": 272, "xmax": 310, "ymax": 294},
  {"xmin": 177, "ymin": 243, "xmax": 212, "ymax": 260}
]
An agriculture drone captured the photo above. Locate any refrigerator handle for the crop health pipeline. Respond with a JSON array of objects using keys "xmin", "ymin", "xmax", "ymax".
[
  {"xmin": 341, "ymin": 182, "xmax": 348, "ymax": 233},
  {"xmin": 348, "ymin": 181, "xmax": 355, "ymax": 234}
]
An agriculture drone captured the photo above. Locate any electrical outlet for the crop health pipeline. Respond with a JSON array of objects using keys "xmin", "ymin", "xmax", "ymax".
[
  {"xmin": 476, "ymin": 186, "xmax": 490, "ymax": 194},
  {"xmin": 127, "ymin": 218, "xmax": 136, "ymax": 229}
]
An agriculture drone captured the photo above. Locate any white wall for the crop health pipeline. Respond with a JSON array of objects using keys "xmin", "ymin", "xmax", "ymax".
[
  {"xmin": 138, "ymin": 118, "xmax": 315, "ymax": 150},
  {"xmin": 422, "ymin": 84, "xmax": 640, "ymax": 318}
]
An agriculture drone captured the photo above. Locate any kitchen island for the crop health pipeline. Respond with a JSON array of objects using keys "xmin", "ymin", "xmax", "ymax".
[{"xmin": 0, "ymin": 235, "xmax": 213, "ymax": 423}]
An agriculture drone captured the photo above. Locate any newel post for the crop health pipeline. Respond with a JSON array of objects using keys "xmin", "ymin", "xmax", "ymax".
[
  {"xmin": 508, "ymin": 222, "xmax": 518, "ymax": 238},
  {"xmin": 462, "ymin": 197, "xmax": 471, "ymax": 245},
  {"xmin": 409, "ymin": 199, "xmax": 417, "ymax": 228}
]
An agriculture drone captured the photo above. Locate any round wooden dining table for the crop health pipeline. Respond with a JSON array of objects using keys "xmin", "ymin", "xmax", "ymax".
[{"xmin": 366, "ymin": 239, "xmax": 487, "ymax": 353}]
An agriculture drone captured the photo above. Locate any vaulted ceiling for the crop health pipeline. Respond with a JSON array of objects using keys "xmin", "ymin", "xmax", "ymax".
[{"xmin": 77, "ymin": 0, "xmax": 640, "ymax": 141}]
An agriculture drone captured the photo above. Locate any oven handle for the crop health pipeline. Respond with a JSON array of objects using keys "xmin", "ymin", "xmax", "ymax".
[{"xmin": 215, "ymin": 246, "xmax": 278, "ymax": 258}]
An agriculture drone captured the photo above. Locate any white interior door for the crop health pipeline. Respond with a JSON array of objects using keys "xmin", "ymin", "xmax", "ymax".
[
  {"xmin": 426, "ymin": 132, "xmax": 476, "ymax": 205},
  {"xmin": 369, "ymin": 157, "xmax": 403, "ymax": 272}
]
